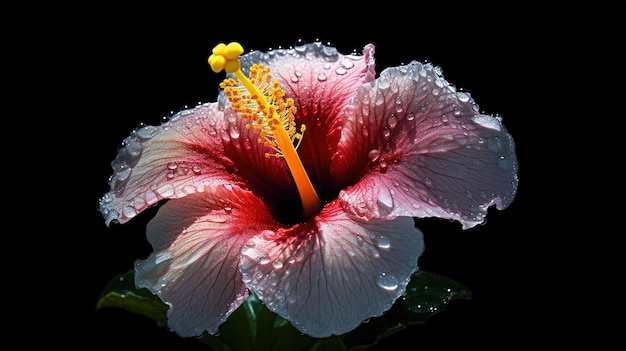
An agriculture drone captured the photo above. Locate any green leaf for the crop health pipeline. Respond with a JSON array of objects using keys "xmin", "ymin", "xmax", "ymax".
[
  {"xmin": 96, "ymin": 271, "xmax": 168, "ymax": 326},
  {"xmin": 97, "ymin": 270, "xmax": 471, "ymax": 351},
  {"xmin": 341, "ymin": 270, "xmax": 472, "ymax": 350},
  {"xmin": 198, "ymin": 293, "xmax": 319, "ymax": 351}
]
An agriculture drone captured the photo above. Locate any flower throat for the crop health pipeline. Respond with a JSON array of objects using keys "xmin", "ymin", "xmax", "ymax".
[{"xmin": 208, "ymin": 42, "xmax": 322, "ymax": 220}]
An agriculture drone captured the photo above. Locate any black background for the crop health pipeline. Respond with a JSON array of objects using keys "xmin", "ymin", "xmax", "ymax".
[{"xmin": 13, "ymin": 2, "xmax": 621, "ymax": 349}]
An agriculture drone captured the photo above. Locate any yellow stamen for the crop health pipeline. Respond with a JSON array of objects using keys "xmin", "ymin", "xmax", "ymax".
[{"xmin": 209, "ymin": 42, "xmax": 322, "ymax": 219}]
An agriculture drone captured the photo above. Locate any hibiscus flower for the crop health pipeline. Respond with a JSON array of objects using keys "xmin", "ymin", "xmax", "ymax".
[{"xmin": 98, "ymin": 41, "xmax": 518, "ymax": 338}]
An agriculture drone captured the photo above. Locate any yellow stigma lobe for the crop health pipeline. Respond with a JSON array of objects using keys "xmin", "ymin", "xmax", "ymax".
[
  {"xmin": 209, "ymin": 42, "xmax": 322, "ymax": 219},
  {"xmin": 208, "ymin": 42, "xmax": 244, "ymax": 73}
]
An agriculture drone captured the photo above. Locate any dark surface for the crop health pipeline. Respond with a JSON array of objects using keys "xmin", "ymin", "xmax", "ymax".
[{"xmin": 19, "ymin": 2, "xmax": 619, "ymax": 349}]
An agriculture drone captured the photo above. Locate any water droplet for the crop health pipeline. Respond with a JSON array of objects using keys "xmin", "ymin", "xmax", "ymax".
[
  {"xmin": 374, "ymin": 235, "xmax": 390, "ymax": 249},
  {"xmin": 379, "ymin": 159, "xmax": 388, "ymax": 173},
  {"xmin": 472, "ymin": 115, "xmax": 502, "ymax": 131},
  {"xmin": 394, "ymin": 97, "xmax": 403, "ymax": 113},
  {"xmin": 229, "ymin": 126, "xmax": 240, "ymax": 139},
  {"xmin": 341, "ymin": 59, "xmax": 354, "ymax": 69},
  {"xmin": 136, "ymin": 125, "xmax": 158, "ymax": 139},
  {"xmin": 335, "ymin": 67, "xmax": 347, "ymax": 75},
  {"xmin": 375, "ymin": 93, "xmax": 385, "ymax": 105},
  {"xmin": 368, "ymin": 149, "xmax": 380, "ymax": 161},
  {"xmin": 355, "ymin": 235, "xmax": 365, "ymax": 247},
  {"xmin": 272, "ymin": 260, "xmax": 283, "ymax": 269},
  {"xmin": 388, "ymin": 113, "xmax": 397, "ymax": 127},
  {"xmin": 317, "ymin": 73, "xmax": 327, "ymax": 81},
  {"xmin": 456, "ymin": 91, "xmax": 470, "ymax": 102},
  {"xmin": 156, "ymin": 183, "xmax": 175, "ymax": 197},
  {"xmin": 377, "ymin": 187, "xmax": 395, "ymax": 214},
  {"xmin": 376, "ymin": 272, "xmax": 399, "ymax": 290},
  {"xmin": 259, "ymin": 256, "xmax": 270, "ymax": 265},
  {"xmin": 122, "ymin": 206, "xmax": 137, "ymax": 218},
  {"xmin": 382, "ymin": 126, "xmax": 391, "ymax": 138},
  {"xmin": 294, "ymin": 40, "xmax": 306, "ymax": 52}
]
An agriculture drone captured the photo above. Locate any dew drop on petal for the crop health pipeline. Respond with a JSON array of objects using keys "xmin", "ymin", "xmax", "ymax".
[
  {"xmin": 379, "ymin": 159, "xmax": 388, "ymax": 173},
  {"xmin": 377, "ymin": 272, "xmax": 399, "ymax": 291},
  {"xmin": 136, "ymin": 125, "xmax": 158, "ymax": 139},
  {"xmin": 368, "ymin": 245, "xmax": 380, "ymax": 258},
  {"xmin": 355, "ymin": 235, "xmax": 365, "ymax": 247},
  {"xmin": 394, "ymin": 97, "xmax": 403, "ymax": 113},
  {"xmin": 456, "ymin": 91, "xmax": 470, "ymax": 102},
  {"xmin": 377, "ymin": 187, "xmax": 395, "ymax": 214},
  {"xmin": 275, "ymin": 290, "xmax": 284, "ymax": 299},
  {"xmin": 340, "ymin": 59, "xmax": 354, "ymax": 69},
  {"xmin": 368, "ymin": 149, "xmax": 380, "ymax": 161},
  {"xmin": 375, "ymin": 93, "xmax": 385, "ymax": 106},
  {"xmin": 472, "ymin": 115, "xmax": 502, "ymax": 131},
  {"xmin": 156, "ymin": 183, "xmax": 175, "ymax": 197},
  {"xmin": 122, "ymin": 206, "xmax": 137, "ymax": 218},
  {"xmin": 229, "ymin": 126, "xmax": 240, "ymax": 139},
  {"xmin": 335, "ymin": 67, "xmax": 347, "ymax": 75},
  {"xmin": 374, "ymin": 235, "xmax": 390, "ymax": 249},
  {"xmin": 317, "ymin": 73, "xmax": 327, "ymax": 81},
  {"xmin": 388, "ymin": 113, "xmax": 397, "ymax": 127},
  {"xmin": 382, "ymin": 126, "xmax": 391, "ymax": 138}
]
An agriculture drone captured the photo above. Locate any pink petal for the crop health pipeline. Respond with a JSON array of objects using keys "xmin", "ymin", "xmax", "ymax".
[
  {"xmin": 135, "ymin": 185, "xmax": 280, "ymax": 337},
  {"xmin": 336, "ymin": 62, "xmax": 518, "ymax": 229},
  {"xmin": 98, "ymin": 103, "xmax": 241, "ymax": 225},
  {"xmin": 239, "ymin": 200, "xmax": 424, "ymax": 338}
]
